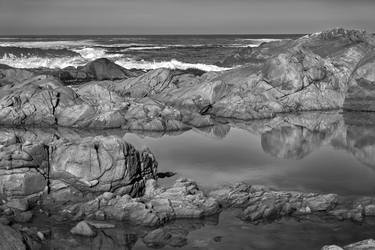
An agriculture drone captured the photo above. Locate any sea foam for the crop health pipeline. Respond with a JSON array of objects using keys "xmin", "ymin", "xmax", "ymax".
[
  {"xmin": 115, "ymin": 58, "xmax": 231, "ymax": 72},
  {"xmin": 0, "ymin": 54, "xmax": 230, "ymax": 72}
]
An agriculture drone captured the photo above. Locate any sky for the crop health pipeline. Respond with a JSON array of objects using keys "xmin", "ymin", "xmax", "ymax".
[{"xmin": 0, "ymin": 0, "xmax": 374, "ymax": 35}]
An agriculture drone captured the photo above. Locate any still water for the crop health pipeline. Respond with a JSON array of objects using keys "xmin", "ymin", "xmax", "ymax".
[
  {"xmin": 19, "ymin": 111, "xmax": 375, "ymax": 249},
  {"xmin": 123, "ymin": 111, "xmax": 375, "ymax": 197}
]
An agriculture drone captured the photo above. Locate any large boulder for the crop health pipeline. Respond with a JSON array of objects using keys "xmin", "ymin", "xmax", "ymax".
[
  {"xmin": 32, "ymin": 58, "xmax": 142, "ymax": 84},
  {"xmin": 50, "ymin": 135, "xmax": 158, "ymax": 194}
]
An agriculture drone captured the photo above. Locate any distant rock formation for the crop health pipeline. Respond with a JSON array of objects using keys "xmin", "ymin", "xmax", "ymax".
[
  {"xmin": 30, "ymin": 58, "xmax": 143, "ymax": 84},
  {"xmin": 1, "ymin": 28, "xmax": 375, "ymax": 127}
]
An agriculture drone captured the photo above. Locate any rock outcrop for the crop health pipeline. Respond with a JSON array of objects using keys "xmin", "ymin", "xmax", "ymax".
[
  {"xmin": 210, "ymin": 182, "xmax": 375, "ymax": 223},
  {"xmin": 1, "ymin": 28, "xmax": 375, "ymax": 127},
  {"xmin": 0, "ymin": 71, "xmax": 211, "ymax": 130},
  {"xmin": 61, "ymin": 179, "xmax": 219, "ymax": 226}
]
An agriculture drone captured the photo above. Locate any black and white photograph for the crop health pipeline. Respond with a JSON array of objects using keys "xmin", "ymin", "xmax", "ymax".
[{"xmin": 0, "ymin": 0, "xmax": 375, "ymax": 249}]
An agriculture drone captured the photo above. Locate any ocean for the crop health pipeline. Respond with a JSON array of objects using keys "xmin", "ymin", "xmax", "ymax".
[{"xmin": 0, "ymin": 34, "xmax": 302, "ymax": 71}]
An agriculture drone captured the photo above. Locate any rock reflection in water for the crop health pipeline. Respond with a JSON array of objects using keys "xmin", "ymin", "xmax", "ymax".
[{"xmin": 2, "ymin": 111, "xmax": 375, "ymax": 199}]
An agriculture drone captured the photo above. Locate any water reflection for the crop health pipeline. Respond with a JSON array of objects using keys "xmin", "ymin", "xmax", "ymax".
[
  {"xmin": 122, "ymin": 111, "xmax": 375, "ymax": 195},
  {"xmin": 2, "ymin": 111, "xmax": 375, "ymax": 196},
  {"xmin": 36, "ymin": 210, "xmax": 375, "ymax": 250}
]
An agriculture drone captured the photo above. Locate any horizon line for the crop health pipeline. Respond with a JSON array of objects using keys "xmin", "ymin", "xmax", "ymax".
[{"xmin": 0, "ymin": 33, "xmax": 307, "ymax": 37}]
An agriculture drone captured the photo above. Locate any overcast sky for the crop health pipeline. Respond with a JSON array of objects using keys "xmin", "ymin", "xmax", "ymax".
[{"xmin": 0, "ymin": 0, "xmax": 374, "ymax": 35}]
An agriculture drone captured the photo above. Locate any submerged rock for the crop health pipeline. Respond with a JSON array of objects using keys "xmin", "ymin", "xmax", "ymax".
[{"xmin": 70, "ymin": 221, "xmax": 96, "ymax": 237}]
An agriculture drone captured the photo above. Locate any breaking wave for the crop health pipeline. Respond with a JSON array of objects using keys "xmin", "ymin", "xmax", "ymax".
[
  {"xmin": 235, "ymin": 38, "xmax": 282, "ymax": 47},
  {"xmin": 0, "ymin": 40, "xmax": 95, "ymax": 49},
  {"xmin": 0, "ymin": 54, "xmax": 230, "ymax": 72},
  {"xmin": 0, "ymin": 37, "xmax": 281, "ymax": 71},
  {"xmin": 115, "ymin": 58, "xmax": 231, "ymax": 72},
  {"xmin": 0, "ymin": 46, "xmax": 80, "ymax": 58},
  {"xmin": 0, "ymin": 54, "xmax": 86, "ymax": 69}
]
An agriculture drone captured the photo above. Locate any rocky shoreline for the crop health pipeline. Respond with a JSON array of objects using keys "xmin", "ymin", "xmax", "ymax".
[{"xmin": 1, "ymin": 28, "xmax": 375, "ymax": 249}]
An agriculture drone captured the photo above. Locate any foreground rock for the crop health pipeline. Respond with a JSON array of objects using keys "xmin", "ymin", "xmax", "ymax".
[
  {"xmin": 0, "ymin": 224, "xmax": 27, "ymax": 250},
  {"xmin": 50, "ymin": 135, "xmax": 158, "ymax": 194},
  {"xmin": 62, "ymin": 178, "xmax": 220, "ymax": 226},
  {"xmin": 0, "ymin": 128, "xmax": 159, "ymax": 203},
  {"xmin": 322, "ymin": 239, "xmax": 375, "ymax": 250}
]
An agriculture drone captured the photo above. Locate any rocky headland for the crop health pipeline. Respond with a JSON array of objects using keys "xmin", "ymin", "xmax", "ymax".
[{"xmin": 1, "ymin": 28, "xmax": 375, "ymax": 249}]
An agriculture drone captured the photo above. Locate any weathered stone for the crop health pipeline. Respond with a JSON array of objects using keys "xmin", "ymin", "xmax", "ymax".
[
  {"xmin": 63, "ymin": 179, "xmax": 220, "ymax": 226},
  {"xmin": 50, "ymin": 135, "xmax": 157, "ymax": 194},
  {"xmin": 344, "ymin": 239, "xmax": 375, "ymax": 250},
  {"xmin": 0, "ymin": 224, "xmax": 26, "ymax": 250},
  {"xmin": 209, "ymin": 182, "xmax": 375, "ymax": 223},
  {"xmin": 323, "ymin": 239, "xmax": 375, "ymax": 250},
  {"xmin": 70, "ymin": 221, "xmax": 96, "ymax": 237},
  {"xmin": 6, "ymin": 199, "xmax": 29, "ymax": 211},
  {"xmin": 304, "ymin": 194, "xmax": 338, "ymax": 211},
  {"xmin": 85, "ymin": 220, "xmax": 115, "ymax": 229},
  {"xmin": 322, "ymin": 246, "xmax": 344, "ymax": 250},
  {"xmin": 14, "ymin": 211, "xmax": 33, "ymax": 223}
]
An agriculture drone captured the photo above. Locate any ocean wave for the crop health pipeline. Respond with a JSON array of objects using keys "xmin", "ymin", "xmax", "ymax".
[
  {"xmin": 0, "ymin": 46, "xmax": 81, "ymax": 59},
  {"xmin": 115, "ymin": 58, "xmax": 231, "ymax": 72},
  {"xmin": 121, "ymin": 46, "xmax": 169, "ymax": 51},
  {"xmin": 0, "ymin": 54, "xmax": 86, "ymax": 68},
  {"xmin": 0, "ymin": 40, "xmax": 95, "ymax": 49},
  {"xmin": 235, "ymin": 38, "xmax": 282, "ymax": 47},
  {"xmin": 0, "ymin": 54, "xmax": 230, "ymax": 72},
  {"xmin": 72, "ymin": 47, "xmax": 122, "ymax": 60}
]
